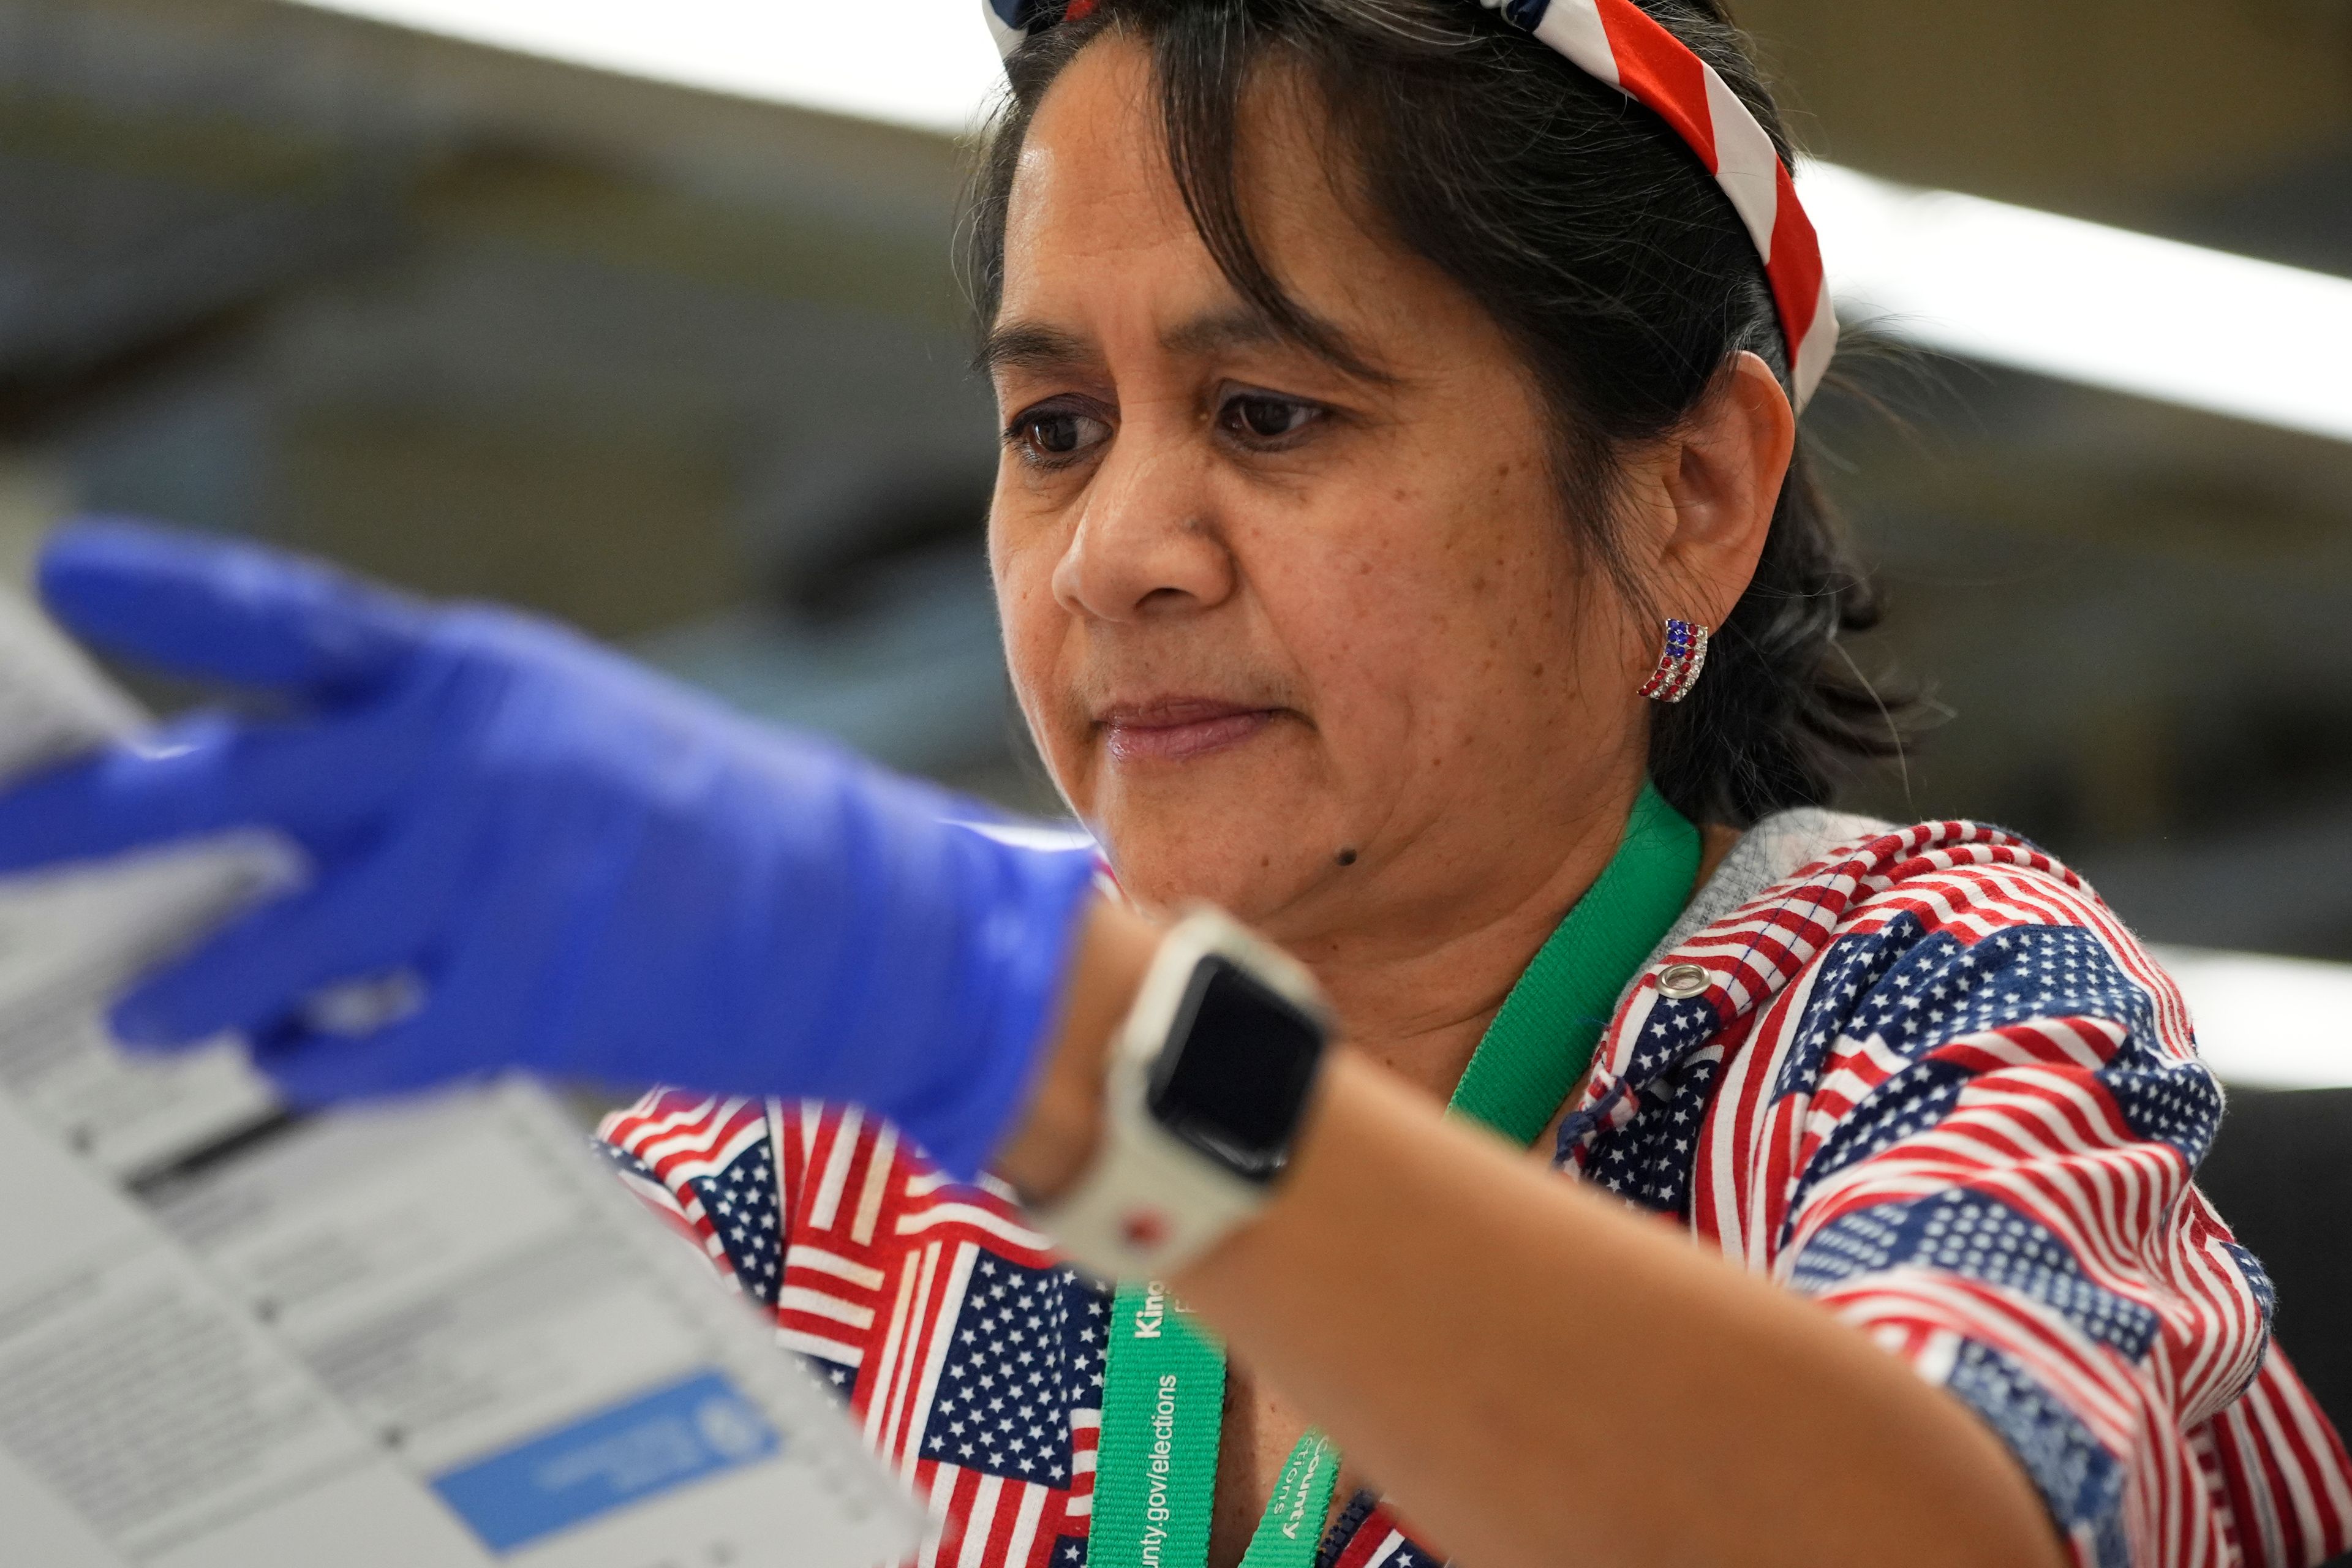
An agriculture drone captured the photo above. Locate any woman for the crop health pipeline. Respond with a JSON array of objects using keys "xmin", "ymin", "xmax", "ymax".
[{"xmin": 3, "ymin": 1, "xmax": 2345, "ymax": 1565}]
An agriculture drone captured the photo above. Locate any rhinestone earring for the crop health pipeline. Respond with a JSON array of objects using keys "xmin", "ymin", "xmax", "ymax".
[{"xmin": 1638, "ymin": 618, "xmax": 1711, "ymax": 704}]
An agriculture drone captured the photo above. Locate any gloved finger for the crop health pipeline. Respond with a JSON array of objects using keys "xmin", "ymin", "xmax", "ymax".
[
  {"xmin": 245, "ymin": 998, "xmax": 472, "ymax": 1108},
  {"xmin": 109, "ymin": 805, "xmax": 477, "ymax": 1047},
  {"xmin": 239, "ymin": 793, "xmax": 538, "ymax": 1107},
  {"xmin": 244, "ymin": 934, "xmax": 570, "ymax": 1107},
  {"xmin": 40, "ymin": 518, "xmax": 427, "ymax": 697},
  {"xmin": 0, "ymin": 705, "xmax": 425, "ymax": 875}
]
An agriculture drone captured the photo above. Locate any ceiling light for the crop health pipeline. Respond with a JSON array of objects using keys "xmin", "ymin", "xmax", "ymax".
[
  {"xmin": 1801, "ymin": 162, "xmax": 2352, "ymax": 443},
  {"xmin": 277, "ymin": 0, "xmax": 2352, "ymax": 446},
  {"xmin": 2149, "ymin": 948, "xmax": 2352, "ymax": 1090},
  {"xmin": 283, "ymin": 0, "xmax": 1004, "ymax": 134}
]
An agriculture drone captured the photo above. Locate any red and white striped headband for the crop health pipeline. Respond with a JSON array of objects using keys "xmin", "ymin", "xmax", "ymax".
[{"xmin": 984, "ymin": 0, "xmax": 1838, "ymax": 409}]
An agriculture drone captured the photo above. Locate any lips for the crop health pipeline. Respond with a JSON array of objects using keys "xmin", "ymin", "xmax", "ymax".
[{"xmin": 1095, "ymin": 698, "xmax": 1280, "ymax": 765}]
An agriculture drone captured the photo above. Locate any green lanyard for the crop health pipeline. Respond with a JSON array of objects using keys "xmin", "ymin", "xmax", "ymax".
[{"xmin": 1089, "ymin": 783, "xmax": 1700, "ymax": 1568}]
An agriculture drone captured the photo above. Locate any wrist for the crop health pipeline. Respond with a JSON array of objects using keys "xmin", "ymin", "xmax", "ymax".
[
  {"xmin": 1021, "ymin": 907, "xmax": 1333, "ymax": 1283},
  {"xmin": 993, "ymin": 897, "xmax": 1164, "ymax": 1202}
]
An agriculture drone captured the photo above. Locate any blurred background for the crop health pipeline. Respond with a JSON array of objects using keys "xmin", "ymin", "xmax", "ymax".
[{"xmin": 2, "ymin": 0, "xmax": 2348, "ymax": 1482}]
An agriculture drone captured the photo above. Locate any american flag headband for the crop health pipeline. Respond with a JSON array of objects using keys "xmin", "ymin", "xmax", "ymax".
[{"xmin": 983, "ymin": 0, "xmax": 1838, "ymax": 410}]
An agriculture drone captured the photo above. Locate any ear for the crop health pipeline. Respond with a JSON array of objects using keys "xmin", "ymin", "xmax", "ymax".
[{"xmin": 1649, "ymin": 351, "xmax": 1795, "ymax": 627}]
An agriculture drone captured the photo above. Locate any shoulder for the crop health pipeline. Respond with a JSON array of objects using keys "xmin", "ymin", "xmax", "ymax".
[
  {"xmin": 1757, "ymin": 817, "xmax": 2197, "ymax": 1068},
  {"xmin": 1673, "ymin": 815, "xmax": 2194, "ymax": 1055},
  {"xmin": 1567, "ymin": 816, "xmax": 2212, "ymax": 1212}
]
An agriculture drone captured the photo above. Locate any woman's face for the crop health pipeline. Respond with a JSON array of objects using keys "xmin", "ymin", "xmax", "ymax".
[{"xmin": 987, "ymin": 37, "xmax": 1657, "ymax": 943}]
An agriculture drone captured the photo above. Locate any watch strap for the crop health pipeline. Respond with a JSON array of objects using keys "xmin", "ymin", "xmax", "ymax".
[{"xmin": 1029, "ymin": 908, "xmax": 1329, "ymax": 1281}]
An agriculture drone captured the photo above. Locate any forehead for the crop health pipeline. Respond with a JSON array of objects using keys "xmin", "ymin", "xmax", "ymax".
[
  {"xmin": 1005, "ymin": 39, "xmax": 1188, "ymax": 254},
  {"xmin": 997, "ymin": 37, "xmax": 1403, "ymax": 349}
]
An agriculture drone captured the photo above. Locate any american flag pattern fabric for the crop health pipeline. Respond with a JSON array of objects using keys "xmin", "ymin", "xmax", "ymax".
[
  {"xmin": 598, "ymin": 815, "xmax": 2351, "ymax": 1568},
  {"xmin": 982, "ymin": 0, "xmax": 1838, "ymax": 408}
]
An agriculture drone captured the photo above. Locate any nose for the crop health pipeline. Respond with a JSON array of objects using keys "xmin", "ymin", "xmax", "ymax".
[{"xmin": 1050, "ymin": 418, "xmax": 1235, "ymax": 624}]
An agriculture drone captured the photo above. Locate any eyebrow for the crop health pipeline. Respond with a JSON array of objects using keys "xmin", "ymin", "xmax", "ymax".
[
  {"xmin": 1160, "ymin": 306, "xmax": 1292, "ymax": 360},
  {"xmin": 976, "ymin": 303, "xmax": 1392, "ymax": 384},
  {"xmin": 974, "ymin": 322, "xmax": 1093, "ymax": 379}
]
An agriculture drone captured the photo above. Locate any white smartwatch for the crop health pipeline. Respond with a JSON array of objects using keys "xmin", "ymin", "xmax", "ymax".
[{"xmin": 1028, "ymin": 907, "xmax": 1332, "ymax": 1283}]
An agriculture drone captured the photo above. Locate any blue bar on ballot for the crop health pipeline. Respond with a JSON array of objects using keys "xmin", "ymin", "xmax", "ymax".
[{"xmin": 431, "ymin": 1368, "xmax": 780, "ymax": 1553}]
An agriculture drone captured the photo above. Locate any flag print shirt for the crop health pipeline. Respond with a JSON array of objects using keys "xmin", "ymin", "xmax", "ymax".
[{"xmin": 597, "ymin": 811, "xmax": 2352, "ymax": 1568}]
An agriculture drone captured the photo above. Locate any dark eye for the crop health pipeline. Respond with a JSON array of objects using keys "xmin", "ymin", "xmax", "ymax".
[
  {"xmin": 1008, "ymin": 406, "xmax": 1110, "ymax": 466},
  {"xmin": 1221, "ymin": 393, "xmax": 1317, "ymax": 443}
]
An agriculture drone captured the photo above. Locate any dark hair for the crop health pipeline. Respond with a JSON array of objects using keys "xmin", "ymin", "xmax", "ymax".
[{"xmin": 964, "ymin": 0, "xmax": 1907, "ymax": 827}]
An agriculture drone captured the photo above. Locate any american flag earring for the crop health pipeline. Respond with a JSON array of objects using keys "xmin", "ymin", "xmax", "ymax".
[{"xmin": 1638, "ymin": 618, "xmax": 1710, "ymax": 704}]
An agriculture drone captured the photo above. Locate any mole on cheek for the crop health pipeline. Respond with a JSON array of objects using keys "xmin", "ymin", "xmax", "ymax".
[{"xmin": 1335, "ymin": 847, "xmax": 1359, "ymax": 867}]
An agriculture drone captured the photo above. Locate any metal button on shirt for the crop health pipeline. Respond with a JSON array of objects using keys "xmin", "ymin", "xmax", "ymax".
[{"xmin": 1657, "ymin": 962, "xmax": 1711, "ymax": 999}]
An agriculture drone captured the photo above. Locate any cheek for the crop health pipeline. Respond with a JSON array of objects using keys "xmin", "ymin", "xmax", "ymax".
[
  {"xmin": 1275, "ymin": 467, "xmax": 1587, "ymax": 751},
  {"xmin": 990, "ymin": 519, "xmax": 1041, "ymax": 647},
  {"xmin": 989, "ymin": 511, "xmax": 1088, "ymax": 776},
  {"xmin": 1238, "ymin": 510, "xmax": 1458, "ymax": 758}
]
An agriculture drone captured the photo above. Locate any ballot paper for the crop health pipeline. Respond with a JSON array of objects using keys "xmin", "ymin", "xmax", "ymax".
[{"xmin": 0, "ymin": 586, "xmax": 923, "ymax": 1568}]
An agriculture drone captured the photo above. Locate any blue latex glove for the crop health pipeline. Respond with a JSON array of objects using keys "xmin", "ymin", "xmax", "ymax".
[{"xmin": 0, "ymin": 519, "xmax": 1101, "ymax": 1177}]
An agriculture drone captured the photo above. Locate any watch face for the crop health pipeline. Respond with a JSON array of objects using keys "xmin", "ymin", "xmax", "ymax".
[{"xmin": 1145, "ymin": 953, "xmax": 1325, "ymax": 1185}]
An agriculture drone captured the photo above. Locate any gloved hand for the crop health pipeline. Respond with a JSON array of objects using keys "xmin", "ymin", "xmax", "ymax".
[{"xmin": 0, "ymin": 519, "xmax": 1102, "ymax": 1177}]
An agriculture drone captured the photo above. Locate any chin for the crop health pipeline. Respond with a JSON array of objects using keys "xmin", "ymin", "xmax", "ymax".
[
  {"xmin": 1090, "ymin": 805, "xmax": 1333, "ymax": 925},
  {"xmin": 1062, "ymin": 726, "xmax": 1343, "ymax": 916},
  {"xmin": 1110, "ymin": 845, "xmax": 1303, "ymax": 925}
]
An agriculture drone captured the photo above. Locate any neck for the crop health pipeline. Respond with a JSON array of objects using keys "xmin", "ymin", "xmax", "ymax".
[
  {"xmin": 1271, "ymin": 783, "xmax": 1641, "ymax": 1104},
  {"xmin": 1272, "ymin": 802, "xmax": 1740, "ymax": 1107}
]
